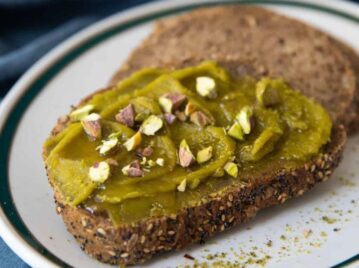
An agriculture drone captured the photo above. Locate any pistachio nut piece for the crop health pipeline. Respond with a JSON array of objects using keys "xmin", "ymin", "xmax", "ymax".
[
  {"xmin": 115, "ymin": 104, "xmax": 135, "ymax": 128},
  {"xmin": 164, "ymin": 113, "xmax": 176, "ymax": 124},
  {"xmin": 224, "ymin": 162, "xmax": 238, "ymax": 178},
  {"xmin": 97, "ymin": 136, "xmax": 118, "ymax": 155},
  {"xmin": 159, "ymin": 93, "xmax": 186, "ymax": 113},
  {"xmin": 177, "ymin": 178, "xmax": 187, "ymax": 192},
  {"xmin": 140, "ymin": 115, "xmax": 163, "ymax": 136},
  {"xmin": 123, "ymin": 132, "xmax": 142, "ymax": 151},
  {"xmin": 178, "ymin": 139, "xmax": 196, "ymax": 167},
  {"xmin": 156, "ymin": 158, "xmax": 165, "ymax": 166},
  {"xmin": 197, "ymin": 146, "xmax": 213, "ymax": 164},
  {"xmin": 70, "ymin": 104, "xmax": 94, "ymax": 121},
  {"xmin": 136, "ymin": 146, "xmax": 153, "ymax": 157},
  {"xmin": 121, "ymin": 159, "xmax": 144, "ymax": 177},
  {"xmin": 196, "ymin": 76, "xmax": 217, "ymax": 99},
  {"xmin": 190, "ymin": 111, "xmax": 212, "ymax": 127},
  {"xmin": 81, "ymin": 113, "xmax": 102, "ymax": 141},
  {"xmin": 89, "ymin": 161, "xmax": 110, "ymax": 183},
  {"xmin": 236, "ymin": 106, "xmax": 254, "ymax": 135},
  {"xmin": 184, "ymin": 102, "xmax": 196, "ymax": 116},
  {"xmin": 227, "ymin": 122, "xmax": 244, "ymax": 141},
  {"xmin": 175, "ymin": 111, "xmax": 187, "ymax": 122}
]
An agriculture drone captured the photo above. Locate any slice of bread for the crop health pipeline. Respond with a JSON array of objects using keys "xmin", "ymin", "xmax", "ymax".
[
  {"xmin": 45, "ymin": 58, "xmax": 346, "ymax": 265},
  {"xmin": 110, "ymin": 5, "xmax": 357, "ymax": 133}
]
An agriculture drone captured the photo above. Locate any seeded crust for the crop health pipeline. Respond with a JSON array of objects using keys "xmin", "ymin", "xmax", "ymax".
[
  {"xmin": 43, "ymin": 58, "xmax": 347, "ymax": 265},
  {"xmin": 109, "ymin": 5, "xmax": 357, "ymax": 132}
]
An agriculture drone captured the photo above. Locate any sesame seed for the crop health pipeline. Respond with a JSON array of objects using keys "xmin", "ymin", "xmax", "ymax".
[
  {"xmin": 108, "ymin": 251, "xmax": 116, "ymax": 256},
  {"xmin": 147, "ymin": 223, "xmax": 153, "ymax": 231},
  {"xmin": 120, "ymin": 252, "xmax": 129, "ymax": 258},
  {"xmin": 81, "ymin": 218, "xmax": 88, "ymax": 227},
  {"xmin": 96, "ymin": 228, "xmax": 106, "ymax": 236}
]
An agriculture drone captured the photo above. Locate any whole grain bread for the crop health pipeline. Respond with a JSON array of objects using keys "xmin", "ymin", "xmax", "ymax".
[
  {"xmin": 44, "ymin": 58, "xmax": 347, "ymax": 265},
  {"xmin": 110, "ymin": 5, "xmax": 358, "ymax": 132}
]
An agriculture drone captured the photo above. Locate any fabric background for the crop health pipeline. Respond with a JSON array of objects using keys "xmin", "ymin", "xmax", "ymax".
[
  {"xmin": 0, "ymin": 1, "xmax": 153, "ymax": 266},
  {"xmin": 0, "ymin": 0, "xmax": 357, "ymax": 267}
]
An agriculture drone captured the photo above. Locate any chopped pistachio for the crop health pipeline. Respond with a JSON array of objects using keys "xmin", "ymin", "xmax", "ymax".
[
  {"xmin": 115, "ymin": 104, "xmax": 135, "ymax": 127},
  {"xmin": 236, "ymin": 106, "xmax": 254, "ymax": 135},
  {"xmin": 156, "ymin": 158, "xmax": 165, "ymax": 166},
  {"xmin": 184, "ymin": 102, "xmax": 196, "ymax": 116},
  {"xmin": 224, "ymin": 162, "xmax": 238, "ymax": 178},
  {"xmin": 175, "ymin": 111, "xmax": 187, "ymax": 122},
  {"xmin": 190, "ymin": 111, "xmax": 212, "ymax": 127},
  {"xmin": 147, "ymin": 160, "xmax": 156, "ymax": 167},
  {"xmin": 256, "ymin": 83, "xmax": 280, "ymax": 107},
  {"xmin": 134, "ymin": 112, "xmax": 148, "ymax": 122},
  {"xmin": 196, "ymin": 76, "xmax": 217, "ymax": 99},
  {"xmin": 96, "ymin": 136, "xmax": 118, "ymax": 155},
  {"xmin": 70, "ymin": 104, "xmax": 94, "ymax": 121},
  {"xmin": 159, "ymin": 93, "xmax": 186, "ymax": 113},
  {"xmin": 177, "ymin": 179, "xmax": 187, "ymax": 192},
  {"xmin": 179, "ymin": 139, "xmax": 196, "ymax": 167},
  {"xmin": 136, "ymin": 146, "xmax": 153, "ymax": 157},
  {"xmin": 140, "ymin": 157, "xmax": 147, "ymax": 165},
  {"xmin": 122, "ymin": 160, "xmax": 144, "ymax": 177},
  {"xmin": 164, "ymin": 113, "xmax": 176, "ymax": 124},
  {"xmin": 227, "ymin": 122, "xmax": 244, "ymax": 141},
  {"xmin": 197, "ymin": 146, "xmax": 213, "ymax": 164},
  {"xmin": 123, "ymin": 132, "xmax": 142, "ymax": 151},
  {"xmin": 81, "ymin": 113, "xmax": 102, "ymax": 141},
  {"xmin": 89, "ymin": 161, "xmax": 110, "ymax": 183},
  {"xmin": 158, "ymin": 96, "xmax": 173, "ymax": 113},
  {"xmin": 140, "ymin": 115, "xmax": 163, "ymax": 136}
]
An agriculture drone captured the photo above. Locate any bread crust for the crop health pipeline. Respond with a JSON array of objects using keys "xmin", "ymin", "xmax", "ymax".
[
  {"xmin": 109, "ymin": 5, "xmax": 358, "ymax": 133},
  {"xmin": 52, "ymin": 127, "xmax": 345, "ymax": 265},
  {"xmin": 44, "ymin": 59, "xmax": 347, "ymax": 265}
]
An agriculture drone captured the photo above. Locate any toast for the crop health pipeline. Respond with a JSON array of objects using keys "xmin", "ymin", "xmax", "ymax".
[
  {"xmin": 110, "ymin": 5, "xmax": 358, "ymax": 133},
  {"xmin": 44, "ymin": 58, "xmax": 346, "ymax": 265}
]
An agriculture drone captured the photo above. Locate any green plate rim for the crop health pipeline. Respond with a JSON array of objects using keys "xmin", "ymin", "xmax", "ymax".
[{"xmin": 0, "ymin": 1, "xmax": 358, "ymax": 267}]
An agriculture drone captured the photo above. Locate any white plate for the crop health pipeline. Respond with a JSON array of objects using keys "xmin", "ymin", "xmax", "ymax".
[{"xmin": 0, "ymin": 0, "xmax": 358, "ymax": 267}]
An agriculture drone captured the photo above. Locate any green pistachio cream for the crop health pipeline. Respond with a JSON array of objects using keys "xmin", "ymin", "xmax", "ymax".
[{"xmin": 43, "ymin": 61, "xmax": 332, "ymax": 225}]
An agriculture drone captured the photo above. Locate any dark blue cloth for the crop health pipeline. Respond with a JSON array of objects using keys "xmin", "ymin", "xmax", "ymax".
[
  {"xmin": 0, "ymin": 0, "xmax": 153, "ymax": 97},
  {"xmin": 0, "ymin": 1, "xmax": 153, "ymax": 267}
]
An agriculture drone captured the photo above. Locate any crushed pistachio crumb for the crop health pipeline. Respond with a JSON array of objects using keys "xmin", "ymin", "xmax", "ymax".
[
  {"xmin": 123, "ymin": 132, "xmax": 142, "ymax": 151},
  {"xmin": 89, "ymin": 161, "xmax": 110, "ymax": 183},
  {"xmin": 156, "ymin": 158, "xmax": 165, "ymax": 166},
  {"xmin": 70, "ymin": 104, "xmax": 94, "ymax": 121},
  {"xmin": 196, "ymin": 76, "xmax": 217, "ymax": 98},
  {"xmin": 177, "ymin": 179, "xmax": 187, "ymax": 192},
  {"xmin": 179, "ymin": 139, "xmax": 196, "ymax": 167},
  {"xmin": 96, "ymin": 136, "xmax": 118, "ymax": 155},
  {"xmin": 197, "ymin": 146, "xmax": 213, "ymax": 164},
  {"xmin": 140, "ymin": 115, "xmax": 163, "ymax": 136},
  {"xmin": 224, "ymin": 162, "xmax": 238, "ymax": 178},
  {"xmin": 227, "ymin": 122, "xmax": 244, "ymax": 141},
  {"xmin": 236, "ymin": 106, "xmax": 254, "ymax": 135}
]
